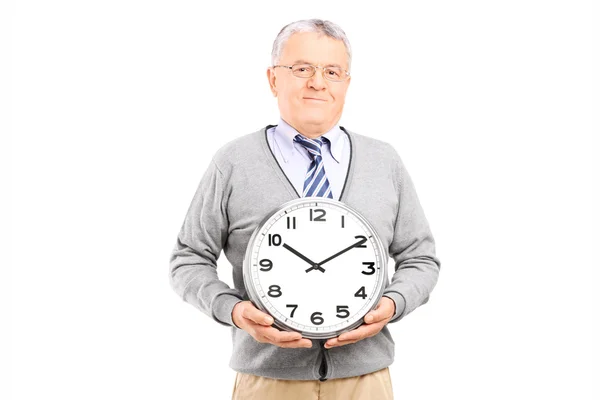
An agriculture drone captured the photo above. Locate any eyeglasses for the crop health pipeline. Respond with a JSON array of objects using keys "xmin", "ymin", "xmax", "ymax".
[{"xmin": 272, "ymin": 63, "xmax": 350, "ymax": 82}]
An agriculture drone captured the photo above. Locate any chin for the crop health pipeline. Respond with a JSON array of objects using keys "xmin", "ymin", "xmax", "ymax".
[{"xmin": 300, "ymin": 110, "xmax": 329, "ymax": 123}]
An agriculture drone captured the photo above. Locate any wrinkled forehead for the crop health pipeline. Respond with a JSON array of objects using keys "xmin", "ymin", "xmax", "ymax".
[{"xmin": 280, "ymin": 32, "xmax": 349, "ymax": 70}]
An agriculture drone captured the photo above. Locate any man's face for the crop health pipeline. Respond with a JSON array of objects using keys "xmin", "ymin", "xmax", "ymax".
[{"xmin": 267, "ymin": 31, "xmax": 351, "ymax": 137}]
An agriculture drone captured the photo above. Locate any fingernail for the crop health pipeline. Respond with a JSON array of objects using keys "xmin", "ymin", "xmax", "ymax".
[
  {"xmin": 264, "ymin": 317, "xmax": 273, "ymax": 324},
  {"xmin": 366, "ymin": 315, "xmax": 373, "ymax": 322}
]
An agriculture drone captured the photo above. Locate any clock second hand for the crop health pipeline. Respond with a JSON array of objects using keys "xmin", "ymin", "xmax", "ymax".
[
  {"xmin": 305, "ymin": 237, "xmax": 368, "ymax": 273},
  {"xmin": 282, "ymin": 243, "xmax": 325, "ymax": 273}
]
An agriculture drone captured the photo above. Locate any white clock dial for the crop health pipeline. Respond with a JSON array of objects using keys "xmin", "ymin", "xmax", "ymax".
[{"xmin": 243, "ymin": 198, "xmax": 388, "ymax": 339}]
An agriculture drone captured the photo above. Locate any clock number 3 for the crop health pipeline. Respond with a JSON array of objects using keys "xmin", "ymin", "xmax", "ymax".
[{"xmin": 361, "ymin": 262, "xmax": 375, "ymax": 275}]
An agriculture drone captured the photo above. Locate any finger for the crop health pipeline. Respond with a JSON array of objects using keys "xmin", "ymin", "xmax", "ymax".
[
  {"xmin": 257, "ymin": 328, "xmax": 311, "ymax": 348},
  {"xmin": 243, "ymin": 306, "xmax": 274, "ymax": 326},
  {"xmin": 337, "ymin": 323, "xmax": 382, "ymax": 342},
  {"xmin": 364, "ymin": 301, "xmax": 394, "ymax": 324},
  {"xmin": 258, "ymin": 326, "xmax": 303, "ymax": 342},
  {"xmin": 276, "ymin": 339, "xmax": 313, "ymax": 349},
  {"xmin": 325, "ymin": 338, "xmax": 359, "ymax": 348}
]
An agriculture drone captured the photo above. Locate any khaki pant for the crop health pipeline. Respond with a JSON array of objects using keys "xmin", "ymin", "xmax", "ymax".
[{"xmin": 231, "ymin": 367, "xmax": 394, "ymax": 400}]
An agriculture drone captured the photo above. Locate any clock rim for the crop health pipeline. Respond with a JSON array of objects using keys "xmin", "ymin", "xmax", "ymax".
[{"xmin": 242, "ymin": 197, "xmax": 388, "ymax": 340}]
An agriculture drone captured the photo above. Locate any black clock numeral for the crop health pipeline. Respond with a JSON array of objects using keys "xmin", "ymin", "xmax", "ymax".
[
  {"xmin": 286, "ymin": 304, "xmax": 298, "ymax": 318},
  {"xmin": 268, "ymin": 234, "xmax": 282, "ymax": 246},
  {"xmin": 336, "ymin": 305, "xmax": 350, "ymax": 318},
  {"xmin": 309, "ymin": 208, "xmax": 326, "ymax": 222},
  {"xmin": 259, "ymin": 259, "xmax": 273, "ymax": 272},
  {"xmin": 311, "ymin": 312, "xmax": 324, "ymax": 325},
  {"xmin": 268, "ymin": 285, "xmax": 282, "ymax": 298},
  {"xmin": 354, "ymin": 286, "xmax": 367, "ymax": 299},
  {"xmin": 341, "ymin": 215, "xmax": 345, "ymax": 228},
  {"xmin": 286, "ymin": 216, "xmax": 296, "ymax": 229},
  {"xmin": 361, "ymin": 262, "xmax": 375, "ymax": 275},
  {"xmin": 355, "ymin": 235, "xmax": 368, "ymax": 248}
]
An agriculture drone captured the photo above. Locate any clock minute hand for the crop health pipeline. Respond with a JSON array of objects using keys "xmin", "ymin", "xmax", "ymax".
[
  {"xmin": 317, "ymin": 237, "xmax": 368, "ymax": 267},
  {"xmin": 282, "ymin": 243, "xmax": 325, "ymax": 273}
]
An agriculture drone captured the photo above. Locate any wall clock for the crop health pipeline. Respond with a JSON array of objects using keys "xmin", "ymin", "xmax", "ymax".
[{"xmin": 243, "ymin": 198, "xmax": 388, "ymax": 339}]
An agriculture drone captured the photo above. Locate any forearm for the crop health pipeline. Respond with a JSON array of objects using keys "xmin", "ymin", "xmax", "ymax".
[
  {"xmin": 385, "ymin": 147, "xmax": 441, "ymax": 323},
  {"xmin": 169, "ymin": 158, "xmax": 243, "ymax": 327},
  {"xmin": 169, "ymin": 238, "xmax": 243, "ymax": 327},
  {"xmin": 384, "ymin": 253, "xmax": 440, "ymax": 323}
]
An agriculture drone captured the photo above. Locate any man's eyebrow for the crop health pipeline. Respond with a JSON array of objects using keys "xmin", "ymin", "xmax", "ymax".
[{"xmin": 292, "ymin": 59, "xmax": 344, "ymax": 68}]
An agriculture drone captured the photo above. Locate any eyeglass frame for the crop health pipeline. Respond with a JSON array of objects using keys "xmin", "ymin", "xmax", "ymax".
[{"xmin": 272, "ymin": 63, "xmax": 351, "ymax": 82}]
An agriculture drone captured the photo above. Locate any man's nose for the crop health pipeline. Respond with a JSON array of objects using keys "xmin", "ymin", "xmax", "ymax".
[{"xmin": 307, "ymin": 69, "xmax": 327, "ymax": 90}]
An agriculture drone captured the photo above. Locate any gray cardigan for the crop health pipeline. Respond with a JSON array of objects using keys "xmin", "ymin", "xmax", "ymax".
[{"xmin": 169, "ymin": 125, "xmax": 441, "ymax": 380}]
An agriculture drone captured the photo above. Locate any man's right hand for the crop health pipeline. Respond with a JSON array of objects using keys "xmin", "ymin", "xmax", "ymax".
[{"xmin": 232, "ymin": 301, "xmax": 313, "ymax": 349}]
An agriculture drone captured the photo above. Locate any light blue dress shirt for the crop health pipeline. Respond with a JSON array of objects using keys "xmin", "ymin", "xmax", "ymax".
[{"xmin": 266, "ymin": 117, "xmax": 350, "ymax": 201}]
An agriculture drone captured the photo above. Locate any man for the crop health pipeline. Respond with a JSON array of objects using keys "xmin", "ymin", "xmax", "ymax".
[{"xmin": 169, "ymin": 19, "xmax": 441, "ymax": 400}]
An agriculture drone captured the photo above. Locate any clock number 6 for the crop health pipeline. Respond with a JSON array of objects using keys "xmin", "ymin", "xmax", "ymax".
[{"xmin": 311, "ymin": 312, "xmax": 324, "ymax": 325}]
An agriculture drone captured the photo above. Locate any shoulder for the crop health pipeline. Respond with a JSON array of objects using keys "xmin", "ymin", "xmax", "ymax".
[
  {"xmin": 211, "ymin": 126, "xmax": 272, "ymax": 174},
  {"xmin": 341, "ymin": 127, "xmax": 402, "ymax": 163}
]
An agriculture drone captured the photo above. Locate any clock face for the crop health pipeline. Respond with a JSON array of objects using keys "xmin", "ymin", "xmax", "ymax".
[{"xmin": 243, "ymin": 198, "xmax": 388, "ymax": 339}]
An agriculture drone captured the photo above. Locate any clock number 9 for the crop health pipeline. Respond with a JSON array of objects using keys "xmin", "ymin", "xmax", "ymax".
[
  {"xmin": 311, "ymin": 312, "xmax": 324, "ymax": 325},
  {"xmin": 259, "ymin": 259, "xmax": 273, "ymax": 271}
]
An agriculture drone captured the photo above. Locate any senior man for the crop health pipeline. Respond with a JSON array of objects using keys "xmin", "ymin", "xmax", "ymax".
[{"xmin": 169, "ymin": 19, "xmax": 441, "ymax": 400}]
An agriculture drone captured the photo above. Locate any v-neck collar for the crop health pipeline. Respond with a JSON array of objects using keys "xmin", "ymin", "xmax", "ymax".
[{"xmin": 261, "ymin": 124, "xmax": 355, "ymax": 202}]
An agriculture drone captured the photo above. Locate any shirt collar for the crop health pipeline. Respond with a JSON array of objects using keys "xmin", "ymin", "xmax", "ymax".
[{"xmin": 273, "ymin": 117, "xmax": 344, "ymax": 163}]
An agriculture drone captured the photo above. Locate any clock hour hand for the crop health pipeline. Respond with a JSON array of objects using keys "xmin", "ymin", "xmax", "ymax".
[
  {"xmin": 316, "ymin": 237, "xmax": 368, "ymax": 267},
  {"xmin": 282, "ymin": 243, "xmax": 325, "ymax": 273}
]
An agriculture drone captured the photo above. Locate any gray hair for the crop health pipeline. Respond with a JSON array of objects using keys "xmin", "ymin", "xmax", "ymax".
[{"xmin": 271, "ymin": 19, "xmax": 352, "ymax": 71}]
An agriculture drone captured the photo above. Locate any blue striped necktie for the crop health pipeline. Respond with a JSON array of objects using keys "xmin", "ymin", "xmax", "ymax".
[{"xmin": 293, "ymin": 134, "xmax": 334, "ymax": 198}]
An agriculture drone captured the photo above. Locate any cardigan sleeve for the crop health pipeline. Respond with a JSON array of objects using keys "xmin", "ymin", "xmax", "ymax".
[
  {"xmin": 383, "ymin": 150, "xmax": 441, "ymax": 323},
  {"xmin": 168, "ymin": 158, "xmax": 243, "ymax": 328}
]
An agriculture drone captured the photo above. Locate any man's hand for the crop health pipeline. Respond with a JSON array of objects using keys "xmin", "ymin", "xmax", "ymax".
[
  {"xmin": 232, "ymin": 301, "xmax": 313, "ymax": 348},
  {"xmin": 324, "ymin": 296, "xmax": 396, "ymax": 349}
]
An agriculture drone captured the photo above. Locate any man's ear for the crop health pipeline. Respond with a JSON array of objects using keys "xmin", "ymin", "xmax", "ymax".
[{"xmin": 267, "ymin": 67, "xmax": 277, "ymax": 97}]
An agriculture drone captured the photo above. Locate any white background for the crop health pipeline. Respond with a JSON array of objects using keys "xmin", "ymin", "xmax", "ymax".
[{"xmin": 5, "ymin": 0, "xmax": 598, "ymax": 399}]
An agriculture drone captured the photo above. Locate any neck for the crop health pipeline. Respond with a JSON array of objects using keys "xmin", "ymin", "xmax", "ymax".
[{"xmin": 285, "ymin": 120, "xmax": 338, "ymax": 139}]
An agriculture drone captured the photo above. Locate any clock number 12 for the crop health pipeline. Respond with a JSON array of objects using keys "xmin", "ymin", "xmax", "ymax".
[{"xmin": 309, "ymin": 208, "xmax": 326, "ymax": 222}]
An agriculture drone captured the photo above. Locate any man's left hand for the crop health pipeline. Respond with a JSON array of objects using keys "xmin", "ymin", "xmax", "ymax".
[{"xmin": 324, "ymin": 296, "xmax": 396, "ymax": 349}]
